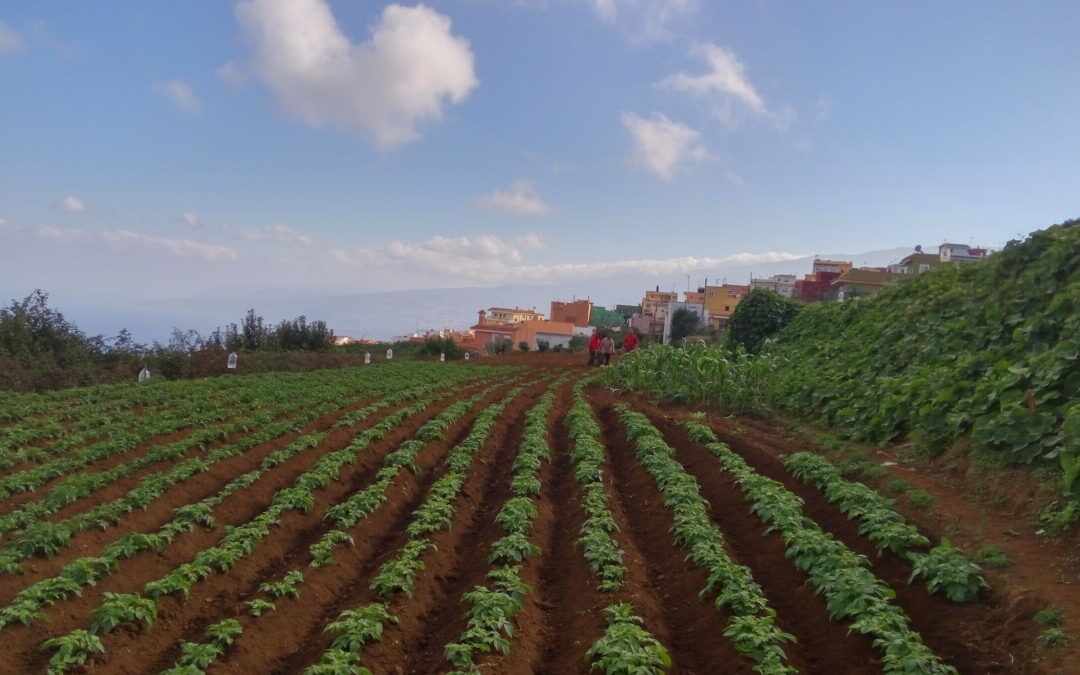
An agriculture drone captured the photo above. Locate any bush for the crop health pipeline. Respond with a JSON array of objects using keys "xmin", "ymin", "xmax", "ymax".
[
  {"xmin": 536, "ymin": 339, "xmax": 550, "ymax": 353},
  {"xmin": 518, "ymin": 341, "xmax": 529, "ymax": 352},
  {"xmin": 727, "ymin": 289, "xmax": 802, "ymax": 354}
]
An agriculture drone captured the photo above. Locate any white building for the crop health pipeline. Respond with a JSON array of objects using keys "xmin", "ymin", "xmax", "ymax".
[
  {"xmin": 750, "ymin": 274, "xmax": 797, "ymax": 298},
  {"xmin": 662, "ymin": 301, "xmax": 707, "ymax": 344}
]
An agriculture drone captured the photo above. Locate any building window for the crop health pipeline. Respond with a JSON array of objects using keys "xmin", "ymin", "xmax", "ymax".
[
  {"xmin": 919, "ymin": 264, "xmax": 930, "ymax": 273},
  {"xmin": 724, "ymin": 306, "xmax": 731, "ymax": 312}
]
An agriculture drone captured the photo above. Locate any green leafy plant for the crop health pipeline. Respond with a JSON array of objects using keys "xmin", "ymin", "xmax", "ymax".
[
  {"xmin": 1034, "ymin": 607, "xmax": 1065, "ymax": 627},
  {"xmin": 585, "ymin": 603, "xmax": 672, "ymax": 675},
  {"xmin": 908, "ymin": 539, "xmax": 988, "ymax": 602},
  {"xmin": 40, "ymin": 629, "xmax": 105, "ymax": 674}
]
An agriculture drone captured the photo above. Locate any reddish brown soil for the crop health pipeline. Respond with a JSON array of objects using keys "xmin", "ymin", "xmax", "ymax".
[
  {"xmin": 611, "ymin": 390, "xmax": 1065, "ymax": 673},
  {"xmin": 2, "ymin": 365, "xmax": 1075, "ymax": 674}
]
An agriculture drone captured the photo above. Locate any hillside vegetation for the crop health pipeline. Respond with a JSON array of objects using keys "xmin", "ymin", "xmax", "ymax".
[{"xmin": 770, "ymin": 220, "xmax": 1079, "ymax": 488}]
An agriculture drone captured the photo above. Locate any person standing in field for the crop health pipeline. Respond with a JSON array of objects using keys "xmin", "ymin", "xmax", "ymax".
[
  {"xmin": 587, "ymin": 331, "xmax": 601, "ymax": 366},
  {"xmin": 600, "ymin": 334, "xmax": 615, "ymax": 365},
  {"xmin": 623, "ymin": 331, "xmax": 639, "ymax": 353}
]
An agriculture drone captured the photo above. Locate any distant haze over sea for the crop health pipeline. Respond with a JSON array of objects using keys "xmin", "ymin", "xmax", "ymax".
[{"xmin": 5, "ymin": 247, "xmax": 915, "ymax": 344}]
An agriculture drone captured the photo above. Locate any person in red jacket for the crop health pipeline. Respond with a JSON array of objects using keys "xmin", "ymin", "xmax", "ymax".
[
  {"xmin": 587, "ymin": 332, "xmax": 602, "ymax": 366},
  {"xmin": 623, "ymin": 331, "xmax": 639, "ymax": 353}
]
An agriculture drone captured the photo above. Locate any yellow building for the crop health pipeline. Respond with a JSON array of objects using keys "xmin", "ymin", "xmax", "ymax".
[
  {"xmin": 641, "ymin": 290, "xmax": 678, "ymax": 317},
  {"xmin": 481, "ymin": 306, "xmax": 545, "ymax": 325},
  {"xmin": 703, "ymin": 284, "xmax": 751, "ymax": 319}
]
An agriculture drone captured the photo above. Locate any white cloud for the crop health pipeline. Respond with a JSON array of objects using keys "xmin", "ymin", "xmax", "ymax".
[
  {"xmin": 475, "ymin": 180, "xmax": 553, "ymax": 216},
  {"xmin": 622, "ymin": 112, "xmax": 711, "ymax": 180},
  {"xmin": 37, "ymin": 225, "xmax": 90, "ymax": 242},
  {"xmin": 590, "ymin": 0, "xmax": 618, "ymax": 22},
  {"xmin": 157, "ymin": 79, "xmax": 200, "ymax": 113},
  {"xmin": 103, "ymin": 230, "xmax": 239, "ymax": 262},
  {"xmin": 0, "ymin": 20, "xmax": 23, "ymax": 54},
  {"xmin": 239, "ymin": 224, "xmax": 315, "ymax": 245},
  {"xmin": 582, "ymin": 0, "xmax": 696, "ymax": 41},
  {"xmin": 330, "ymin": 232, "xmax": 800, "ymax": 285},
  {"xmin": 58, "ymin": 196, "xmax": 86, "ymax": 213},
  {"xmin": 234, "ymin": 0, "xmax": 478, "ymax": 148},
  {"xmin": 181, "ymin": 212, "xmax": 205, "ymax": 229},
  {"xmin": 662, "ymin": 42, "xmax": 797, "ymax": 130},
  {"xmin": 216, "ymin": 61, "xmax": 248, "ymax": 86}
]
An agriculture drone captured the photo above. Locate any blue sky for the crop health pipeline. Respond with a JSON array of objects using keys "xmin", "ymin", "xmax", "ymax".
[{"xmin": 1, "ymin": 1, "xmax": 1078, "ymax": 337}]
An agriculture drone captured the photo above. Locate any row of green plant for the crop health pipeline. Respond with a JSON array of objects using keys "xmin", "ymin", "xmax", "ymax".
[
  {"xmin": 602, "ymin": 343, "xmax": 779, "ymax": 416},
  {"xmin": 567, "ymin": 385, "xmax": 672, "ymax": 675},
  {"xmin": 35, "ymin": 385, "xmax": 474, "ymax": 670},
  {"xmin": 683, "ymin": 422, "xmax": 957, "ymax": 674},
  {"xmin": 152, "ymin": 376, "xmax": 519, "ymax": 675},
  {"xmin": 160, "ymin": 618, "xmax": 244, "ymax": 675},
  {"xmin": 444, "ymin": 379, "xmax": 566, "ymax": 673},
  {"xmin": 565, "ymin": 380, "xmax": 628, "ymax": 593},
  {"xmin": 0, "ymin": 395, "xmax": 305, "ymax": 539},
  {"xmin": 0, "ymin": 370, "xmax": 425, "ymax": 573},
  {"xmin": 617, "ymin": 408, "xmax": 795, "ymax": 674},
  {"xmin": 783, "ymin": 451, "xmax": 987, "ymax": 601},
  {"xmin": 306, "ymin": 386, "xmax": 525, "ymax": 673},
  {"xmin": 0, "ymin": 384, "xmax": 191, "ymax": 465},
  {"xmin": 0, "ymin": 395, "xmax": 241, "ymax": 500},
  {"xmin": 311, "ymin": 382, "xmax": 507, "ymax": 567},
  {"xmin": 0, "ymin": 378, "xmax": 467, "ymax": 631}
]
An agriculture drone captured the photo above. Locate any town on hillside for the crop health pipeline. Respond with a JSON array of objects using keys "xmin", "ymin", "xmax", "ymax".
[{"xmin": 333, "ymin": 243, "xmax": 991, "ymax": 353}]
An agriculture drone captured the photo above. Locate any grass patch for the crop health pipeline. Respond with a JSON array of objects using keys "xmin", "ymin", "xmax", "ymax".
[
  {"xmin": 1034, "ymin": 608, "xmax": 1065, "ymax": 627},
  {"xmin": 973, "ymin": 545, "xmax": 1012, "ymax": 569},
  {"xmin": 1036, "ymin": 628, "xmax": 1070, "ymax": 647},
  {"xmin": 907, "ymin": 489, "xmax": 936, "ymax": 508},
  {"xmin": 885, "ymin": 478, "xmax": 911, "ymax": 494}
]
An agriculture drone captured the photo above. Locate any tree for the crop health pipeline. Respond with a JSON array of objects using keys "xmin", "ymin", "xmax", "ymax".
[
  {"xmin": 727, "ymin": 288, "xmax": 802, "ymax": 354},
  {"xmin": 669, "ymin": 308, "xmax": 702, "ymax": 344}
]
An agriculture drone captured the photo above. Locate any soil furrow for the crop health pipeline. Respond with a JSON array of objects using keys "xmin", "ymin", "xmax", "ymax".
[
  {"xmin": 591, "ymin": 394, "xmax": 751, "ymax": 675},
  {"xmin": 207, "ymin": 377, "xmax": 541, "ymax": 674},
  {"xmin": 0, "ymin": 389, "xmax": 451, "ymax": 675},
  {"xmin": 263, "ymin": 378, "xmax": 549, "ymax": 674},
  {"xmin": 530, "ymin": 392, "xmax": 611, "ymax": 675}
]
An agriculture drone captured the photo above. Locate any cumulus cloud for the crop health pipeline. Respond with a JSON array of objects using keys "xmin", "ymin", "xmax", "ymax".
[
  {"xmin": 103, "ymin": 230, "xmax": 239, "ymax": 262},
  {"xmin": 475, "ymin": 180, "xmax": 553, "ymax": 216},
  {"xmin": 662, "ymin": 43, "xmax": 764, "ymax": 113},
  {"xmin": 157, "ymin": 79, "xmax": 201, "ymax": 113},
  {"xmin": 234, "ymin": 0, "xmax": 478, "ymax": 148},
  {"xmin": 216, "ymin": 61, "xmax": 248, "ymax": 86},
  {"xmin": 622, "ymin": 112, "xmax": 711, "ymax": 180},
  {"xmin": 58, "ymin": 196, "xmax": 86, "ymax": 213},
  {"xmin": 239, "ymin": 224, "xmax": 315, "ymax": 245},
  {"xmin": 0, "ymin": 20, "xmax": 23, "ymax": 53},
  {"xmin": 330, "ymin": 232, "xmax": 800, "ymax": 285}
]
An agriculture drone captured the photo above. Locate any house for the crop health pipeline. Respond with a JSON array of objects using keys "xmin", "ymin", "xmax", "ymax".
[
  {"xmin": 469, "ymin": 310, "xmax": 518, "ymax": 350},
  {"xmin": 513, "ymin": 319, "xmax": 576, "ymax": 351},
  {"xmin": 938, "ymin": 243, "xmax": 988, "ymax": 264},
  {"xmin": 831, "ymin": 268, "xmax": 905, "ymax": 298},
  {"xmin": 703, "ymin": 284, "xmax": 750, "ymax": 324},
  {"xmin": 751, "ymin": 274, "xmax": 797, "ymax": 298},
  {"xmin": 641, "ymin": 289, "xmax": 679, "ymax": 318},
  {"xmin": 550, "ymin": 299, "xmax": 592, "ymax": 327},
  {"xmin": 614, "ymin": 304, "xmax": 642, "ymax": 320},
  {"xmin": 481, "ymin": 306, "xmax": 545, "ymax": 325},
  {"xmin": 662, "ymin": 301, "xmax": 706, "ymax": 344},
  {"xmin": 795, "ymin": 259, "xmax": 853, "ymax": 301},
  {"xmin": 895, "ymin": 251, "xmax": 942, "ymax": 275},
  {"xmin": 333, "ymin": 336, "xmax": 356, "ymax": 346}
]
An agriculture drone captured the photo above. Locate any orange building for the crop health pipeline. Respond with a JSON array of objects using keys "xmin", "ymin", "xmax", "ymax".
[
  {"xmin": 513, "ymin": 320, "xmax": 576, "ymax": 350},
  {"xmin": 550, "ymin": 299, "xmax": 592, "ymax": 327}
]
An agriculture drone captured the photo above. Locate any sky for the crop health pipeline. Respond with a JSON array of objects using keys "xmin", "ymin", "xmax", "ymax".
[{"xmin": 1, "ymin": 1, "xmax": 1078, "ymax": 339}]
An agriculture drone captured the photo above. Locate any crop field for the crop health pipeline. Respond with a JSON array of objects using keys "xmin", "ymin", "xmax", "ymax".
[{"xmin": 0, "ymin": 359, "xmax": 1055, "ymax": 674}]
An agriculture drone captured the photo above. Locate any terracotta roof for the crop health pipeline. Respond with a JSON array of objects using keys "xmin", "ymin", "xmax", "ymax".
[{"xmin": 831, "ymin": 268, "xmax": 904, "ymax": 287}]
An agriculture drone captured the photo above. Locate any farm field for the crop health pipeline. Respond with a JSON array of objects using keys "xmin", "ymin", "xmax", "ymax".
[{"xmin": 0, "ymin": 357, "xmax": 1071, "ymax": 674}]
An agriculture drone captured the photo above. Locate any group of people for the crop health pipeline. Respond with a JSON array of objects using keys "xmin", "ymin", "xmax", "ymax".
[{"xmin": 586, "ymin": 330, "xmax": 639, "ymax": 366}]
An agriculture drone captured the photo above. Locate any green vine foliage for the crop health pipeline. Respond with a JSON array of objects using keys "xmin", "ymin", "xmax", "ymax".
[{"xmin": 770, "ymin": 220, "xmax": 1080, "ymax": 489}]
